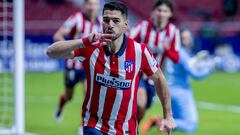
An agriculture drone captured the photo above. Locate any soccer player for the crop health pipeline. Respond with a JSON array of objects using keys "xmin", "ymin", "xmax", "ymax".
[
  {"xmin": 47, "ymin": 1, "xmax": 176, "ymax": 134},
  {"xmin": 53, "ymin": 0, "xmax": 101, "ymax": 122},
  {"xmin": 130, "ymin": 0, "xmax": 180, "ymax": 123},
  {"xmin": 141, "ymin": 29, "xmax": 216, "ymax": 133}
]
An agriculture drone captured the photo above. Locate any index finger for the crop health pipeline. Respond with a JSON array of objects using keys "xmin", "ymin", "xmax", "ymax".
[{"xmin": 100, "ymin": 34, "xmax": 114, "ymax": 39}]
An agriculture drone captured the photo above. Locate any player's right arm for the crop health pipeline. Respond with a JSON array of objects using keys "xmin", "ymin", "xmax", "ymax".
[
  {"xmin": 47, "ymin": 33, "xmax": 113, "ymax": 59},
  {"xmin": 53, "ymin": 26, "xmax": 70, "ymax": 41},
  {"xmin": 47, "ymin": 39, "xmax": 85, "ymax": 59}
]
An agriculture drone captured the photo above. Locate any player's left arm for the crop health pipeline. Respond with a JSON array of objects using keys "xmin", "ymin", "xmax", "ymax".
[
  {"xmin": 149, "ymin": 69, "xmax": 176, "ymax": 132},
  {"xmin": 164, "ymin": 29, "xmax": 180, "ymax": 63},
  {"xmin": 141, "ymin": 46, "xmax": 176, "ymax": 132}
]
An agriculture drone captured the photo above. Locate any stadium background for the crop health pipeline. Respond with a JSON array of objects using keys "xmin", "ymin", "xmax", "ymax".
[{"xmin": 0, "ymin": 0, "xmax": 240, "ymax": 134}]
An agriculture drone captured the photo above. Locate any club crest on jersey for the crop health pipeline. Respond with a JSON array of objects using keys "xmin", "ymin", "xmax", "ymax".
[{"xmin": 124, "ymin": 60, "xmax": 134, "ymax": 73}]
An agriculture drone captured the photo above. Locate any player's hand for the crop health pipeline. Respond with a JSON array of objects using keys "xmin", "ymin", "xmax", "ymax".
[
  {"xmin": 159, "ymin": 117, "xmax": 176, "ymax": 134},
  {"xmin": 88, "ymin": 33, "xmax": 113, "ymax": 47}
]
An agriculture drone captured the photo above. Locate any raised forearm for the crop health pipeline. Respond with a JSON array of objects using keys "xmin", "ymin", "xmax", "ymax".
[
  {"xmin": 47, "ymin": 39, "xmax": 85, "ymax": 59},
  {"xmin": 151, "ymin": 69, "xmax": 172, "ymax": 118},
  {"xmin": 53, "ymin": 33, "xmax": 65, "ymax": 42}
]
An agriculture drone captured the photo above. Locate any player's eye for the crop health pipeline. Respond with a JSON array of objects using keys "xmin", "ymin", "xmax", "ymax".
[
  {"xmin": 103, "ymin": 18, "xmax": 110, "ymax": 23},
  {"xmin": 112, "ymin": 19, "xmax": 120, "ymax": 24}
]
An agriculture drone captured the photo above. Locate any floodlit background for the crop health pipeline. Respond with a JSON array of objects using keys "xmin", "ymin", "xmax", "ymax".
[{"xmin": 0, "ymin": 0, "xmax": 240, "ymax": 135}]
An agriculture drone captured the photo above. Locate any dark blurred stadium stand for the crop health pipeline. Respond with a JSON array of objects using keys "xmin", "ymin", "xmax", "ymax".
[
  {"xmin": 24, "ymin": 0, "xmax": 240, "ymax": 53},
  {"xmin": 25, "ymin": 0, "xmax": 80, "ymax": 34},
  {"xmin": 1, "ymin": 0, "xmax": 240, "ymax": 72},
  {"xmin": 25, "ymin": 0, "xmax": 240, "ymax": 35}
]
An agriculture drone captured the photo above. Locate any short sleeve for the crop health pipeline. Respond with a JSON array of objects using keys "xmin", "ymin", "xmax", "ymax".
[
  {"xmin": 73, "ymin": 37, "xmax": 91, "ymax": 62},
  {"xmin": 141, "ymin": 46, "xmax": 159, "ymax": 76},
  {"xmin": 164, "ymin": 29, "xmax": 180, "ymax": 63}
]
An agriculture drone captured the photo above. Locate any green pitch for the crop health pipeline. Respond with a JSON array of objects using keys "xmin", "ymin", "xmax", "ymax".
[{"xmin": 24, "ymin": 72, "xmax": 240, "ymax": 135}]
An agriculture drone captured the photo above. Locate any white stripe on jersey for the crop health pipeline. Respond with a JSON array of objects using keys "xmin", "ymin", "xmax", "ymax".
[
  {"xmin": 123, "ymin": 41, "xmax": 142, "ymax": 134},
  {"xmin": 148, "ymin": 30, "xmax": 156, "ymax": 52},
  {"xmin": 130, "ymin": 23, "xmax": 141, "ymax": 40},
  {"xmin": 107, "ymin": 51, "xmax": 126, "ymax": 135},
  {"xmin": 83, "ymin": 22, "xmax": 91, "ymax": 37},
  {"xmin": 67, "ymin": 59, "xmax": 73, "ymax": 68},
  {"xmin": 168, "ymin": 23, "xmax": 180, "ymax": 51},
  {"xmin": 75, "ymin": 56, "xmax": 85, "ymax": 62},
  {"xmin": 84, "ymin": 48, "xmax": 100, "ymax": 126},
  {"xmin": 144, "ymin": 48, "xmax": 158, "ymax": 73},
  {"xmin": 140, "ymin": 21, "xmax": 148, "ymax": 43},
  {"xmin": 76, "ymin": 13, "xmax": 83, "ymax": 34},
  {"xmin": 95, "ymin": 54, "xmax": 110, "ymax": 130}
]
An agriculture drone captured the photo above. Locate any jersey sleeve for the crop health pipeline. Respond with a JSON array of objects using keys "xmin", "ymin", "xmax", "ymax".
[
  {"xmin": 164, "ymin": 29, "xmax": 180, "ymax": 63},
  {"xmin": 141, "ymin": 46, "xmax": 159, "ymax": 76},
  {"xmin": 130, "ymin": 20, "xmax": 143, "ymax": 43},
  {"xmin": 73, "ymin": 38, "xmax": 91, "ymax": 62}
]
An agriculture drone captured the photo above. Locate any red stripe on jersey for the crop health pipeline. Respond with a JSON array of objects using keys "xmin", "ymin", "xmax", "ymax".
[
  {"xmin": 165, "ymin": 22, "xmax": 170, "ymax": 37},
  {"xmin": 72, "ymin": 59, "xmax": 76, "ymax": 68},
  {"xmin": 80, "ymin": 45, "xmax": 99, "ymax": 126},
  {"xmin": 69, "ymin": 24, "xmax": 77, "ymax": 39},
  {"xmin": 165, "ymin": 33, "xmax": 179, "ymax": 63},
  {"xmin": 99, "ymin": 55, "xmax": 118, "ymax": 133},
  {"xmin": 154, "ymin": 31, "xmax": 159, "ymax": 47},
  {"xmin": 69, "ymin": 12, "xmax": 78, "ymax": 19},
  {"xmin": 90, "ymin": 22, "xmax": 93, "ymax": 33},
  {"xmin": 128, "ymin": 40, "xmax": 140, "ymax": 135},
  {"xmin": 87, "ymin": 48, "xmax": 106, "ymax": 128},
  {"xmin": 81, "ymin": 13, "xmax": 86, "ymax": 34},
  {"xmin": 141, "ymin": 46, "xmax": 155, "ymax": 76},
  {"xmin": 81, "ymin": 58, "xmax": 91, "ymax": 125},
  {"xmin": 144, "ymin": 20, "xmax": 152, "ymax": 44},
  {"xmin": 115, "ymin": 39, "xmax": 135, "ymax": 135}
]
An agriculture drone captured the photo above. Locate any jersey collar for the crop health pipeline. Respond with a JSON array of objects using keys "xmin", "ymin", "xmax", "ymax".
[{"xmin": 104, "ymin": 34, "xmax": 127, "ymax": 56}]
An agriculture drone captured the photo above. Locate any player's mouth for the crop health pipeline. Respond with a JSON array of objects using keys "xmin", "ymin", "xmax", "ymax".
[{"xmin": 105, "ymin": 29, "xmax": 114, "ymax": 34}]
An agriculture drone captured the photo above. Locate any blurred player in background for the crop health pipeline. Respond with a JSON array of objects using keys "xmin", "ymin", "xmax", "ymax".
[
  {"xmin": 141, "ymin": 29, "xmax": 217, "ymax": 133},
  {"xmin": 47, "ymin": 1, "xmax": 176, "ymax": 134},
  {"xmin": 53, "ymin": 0, "xmax": 101, "ymax": 122},
  {"xmin": 130, "ymin": 0, "xmax": 180, "ymax": 123}
]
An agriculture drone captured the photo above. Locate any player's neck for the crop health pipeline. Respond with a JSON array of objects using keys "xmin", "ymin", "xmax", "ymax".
[
  {"xmin": 156, "ymin": 21, "xmax": 168, "ymax": 31},
  {"xmin": 90, "ymin": 16, "xmax": 96, "ymax": 24},
  {"xmin": 107, "ymin": 34, "xmax": 124, "ymax": 54}
]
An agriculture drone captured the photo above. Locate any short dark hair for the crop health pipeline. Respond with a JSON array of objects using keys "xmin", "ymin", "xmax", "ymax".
[
  {"xmin": 153, "ymin": 0, "xmax": 174, "ymax": 12},
  {"xmin": 103, "ymin": 1, "xmax": 128, "ymax": 18}
]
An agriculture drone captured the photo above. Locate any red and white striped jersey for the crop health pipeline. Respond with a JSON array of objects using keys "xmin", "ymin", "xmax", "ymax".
[
  {"xmin": 130, "ymin": 19, "xmax": 180, "ymax": 66},
  {"xmin": 74, "ymin": 35, "xmax": 158, "ymax": 134},
  {"xmin": 63, "ymin": 12, "xmax": 102, "ymax": 70}
]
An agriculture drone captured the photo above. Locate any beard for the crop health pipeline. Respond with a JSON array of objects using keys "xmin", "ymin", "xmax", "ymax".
[
  {"xmin": 104, "ymin": 28, "xmax": 122, "ymax": 41},
  {"xmin": 112, "ymin": 32, "xmax": 121, "ymax": 41}
]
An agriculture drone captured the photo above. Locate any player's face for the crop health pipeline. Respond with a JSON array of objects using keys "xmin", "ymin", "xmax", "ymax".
[
  {"xmin": 102, "ymin": 10, "xmax": 128, "ymax": 40},
  {"xmin": 152, "ymin": 4, "xmax": 172, "ymax": 25},
  {"xmin": 84, "ymin": 0, "xmax": 100, "ymax": 17},
  {"xmin": 181, "ymin": 30, "xmax": 193, "ymax": 48}
]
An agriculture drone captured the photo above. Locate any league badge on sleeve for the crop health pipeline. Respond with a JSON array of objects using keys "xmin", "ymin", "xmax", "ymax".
[{"xmin": 124, "ymin": 60, "xmax": 134, "ymax": 73}]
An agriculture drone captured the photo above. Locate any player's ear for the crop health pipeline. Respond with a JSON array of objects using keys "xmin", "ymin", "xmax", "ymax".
[{"xmin": 123, "ymin": 19, "xmax": 128, "ymax": 31}]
